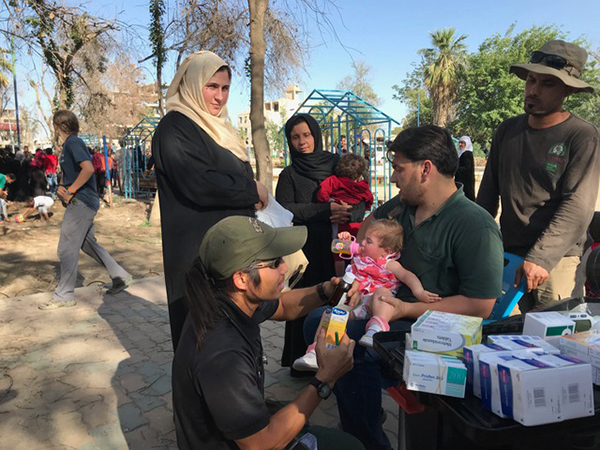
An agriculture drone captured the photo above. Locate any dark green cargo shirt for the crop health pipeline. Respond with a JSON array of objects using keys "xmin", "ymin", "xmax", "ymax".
[
  {"xmin": 374, "ymin": 187, "xmax": 504, "ymax": 302},
  {"xmin": 477, "ymin": 114, "xmax": 600, "ymax": 272}
]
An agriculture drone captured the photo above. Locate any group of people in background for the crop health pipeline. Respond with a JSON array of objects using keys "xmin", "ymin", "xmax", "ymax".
[
  {"xmin": 0, "ymin": 141, "xmax": 126, "ymax": 224},
  {"xmin": 0, "ymin": 145, "xmax": 58, "ymax": 201}
]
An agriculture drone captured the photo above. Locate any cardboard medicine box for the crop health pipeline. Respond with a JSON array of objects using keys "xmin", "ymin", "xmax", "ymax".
[
  {"xmin": 497, "ymin": 358, "xmax": 562, "ymax": 426},
  {"xmin": 479, "ymin": 352, "xmax": 517, "ymax": 418},
  {"xmin": 523, "ymin": 312, "xmax": 575, "ymax": 340},
  {"xmin": 411, "ymin": 310, "xmax": 482, "ymax": 358},
  {"xmin": 324, "ymin": 307, "xmax": 350, "ymax": 349},
  {"xmin": 463, "ymin": 343, "xmax": 505, "ymax": 397},
  {"xmin": 404, "ymin": 350, "xmax": 467, "ymax": 398},
  {"xmin": 488, "ymin": 334, "xmax": 560, "ymax": 354},
  {"xmin": 559, "ymin": 330, "xmax": 600, "ymax": 361},
  {"xmin": 532, "ymin": 353, "xmax": 594, "ymax": 420}
]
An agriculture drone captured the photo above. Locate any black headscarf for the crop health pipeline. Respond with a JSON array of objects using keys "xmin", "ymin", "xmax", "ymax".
[{"xmin": 285, "ymin": 114, "xmax": 338, "ymax": 182}]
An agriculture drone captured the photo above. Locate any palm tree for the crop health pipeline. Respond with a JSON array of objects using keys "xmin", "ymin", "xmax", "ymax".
[
  {"xmin": 0, "ymin": 47, "xmax": 12, "ymax": 89},
  {"xmin": 420, "ymin": 28, "xmax": 468, "ymax": 128}
]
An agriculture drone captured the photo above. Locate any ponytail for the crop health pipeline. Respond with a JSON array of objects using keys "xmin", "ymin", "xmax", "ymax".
[{"xmin": 184, "ymin": 258, "xmax": 224, "ymax": 348}]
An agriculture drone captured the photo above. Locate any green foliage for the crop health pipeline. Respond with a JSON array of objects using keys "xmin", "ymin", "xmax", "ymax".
[
  {"xmin": 392, "ymin": 61, "xmax": 433, "ymax": 128},
  {"xmin": 394, "ymin": 24, "xmax": 600, "ymax": 148},
  {"xmin": 22, "ymin": 0, "xmax": 116, "ymax": 109},
  {"xmin": 266, "ymin": 106, "xmax": 287, "ymax": 158},
  {"xmin": 453, "ymin": 24, "xmax": 564, "ymax": 146},
  {"xmin": 149, "ymin": 0, "xmax": 166, "ymax": 70},
  {"xmin": 266, "ymin": 119, "xmax": 283, "ymax": 157},
  {"xmin": 420, "ymin": 28, "xmax": 468, "ymax": 127},
  {"xmin": 0, "ymin": 47, "xmax": 12, "ymax": 88},
  {"xmin": 564, "ymin": 56, "xmax": 600, "ymax": 126},
  {"xmin": 337, "ymin": 61, "xmax": 381, "ymax": 106}
]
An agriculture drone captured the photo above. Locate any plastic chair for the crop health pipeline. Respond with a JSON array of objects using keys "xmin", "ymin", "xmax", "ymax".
[{"xmin": 483, "ymin": 252, "xmax": 525, "ymax": 324}]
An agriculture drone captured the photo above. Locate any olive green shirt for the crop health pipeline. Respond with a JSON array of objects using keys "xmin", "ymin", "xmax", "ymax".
[
  {"xmin": 477, "ymin": 114, "xmax": 600, "ymax": 272},
  {"xmin": 374, "ymin": 188, "xmax": 503, "ymax": 302}
]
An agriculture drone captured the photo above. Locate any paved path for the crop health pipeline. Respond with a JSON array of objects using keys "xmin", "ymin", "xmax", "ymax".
[{"xmin": 0, "ymin": 276, "xmax": 399, "ymax": 449}]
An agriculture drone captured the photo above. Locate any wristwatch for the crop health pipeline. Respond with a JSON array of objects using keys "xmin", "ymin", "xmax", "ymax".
[{"xmin": 309, "ymin": 377, "xmax": 332, "ymax": 400}]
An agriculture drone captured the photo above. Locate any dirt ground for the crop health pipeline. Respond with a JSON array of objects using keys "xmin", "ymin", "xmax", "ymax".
[{"xmin": 0, "ymin": 195, "xmax": 164, "ymax": 299}]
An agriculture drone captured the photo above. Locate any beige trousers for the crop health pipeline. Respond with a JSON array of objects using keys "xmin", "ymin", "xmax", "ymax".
[{"xmin": 518, "ymin": 256, "xmax": 585, "ymax": 313}]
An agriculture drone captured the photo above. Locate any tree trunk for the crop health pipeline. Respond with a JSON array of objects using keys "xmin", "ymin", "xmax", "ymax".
[
  {"xmin": 248, "ymin": 0, "xmax": 273, "ymax": 193},
  {"xmin": 157, "ymin": 67, "xmax": 164, "ymax": 117}
]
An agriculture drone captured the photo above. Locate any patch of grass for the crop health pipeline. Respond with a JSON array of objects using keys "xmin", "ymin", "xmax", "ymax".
[{"xmin": 139, "ymin": 220, "xmax": 151, "ymax": 228}]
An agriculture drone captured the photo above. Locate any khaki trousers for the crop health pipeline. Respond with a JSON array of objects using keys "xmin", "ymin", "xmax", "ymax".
[{"xmin": 518, "ymin": 256, "xmax": 585, "ymax": 313}]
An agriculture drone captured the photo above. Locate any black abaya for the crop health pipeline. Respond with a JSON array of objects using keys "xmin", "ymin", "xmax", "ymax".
[
  {"xmin": 152, "ymin": 111, "xmax": 259, "ymax": 350},
  {"xmin": 455, "ymin": 151, "xmax": 475, "ymax": 201}
]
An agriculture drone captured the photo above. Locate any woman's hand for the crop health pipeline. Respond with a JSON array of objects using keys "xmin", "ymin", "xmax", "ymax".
[
  {"xmin": 330, "ymin": 201, "xmax": 351, "ymax": 224},
  {"xmin": 255, "ymin": 181, "xmax": 269, "ymax": 211}
]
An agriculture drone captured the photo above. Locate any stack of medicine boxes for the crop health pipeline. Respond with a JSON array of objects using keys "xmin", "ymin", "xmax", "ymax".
[
  {"xmin": 462, "ymin": 312, "xmax": 595, "ymax": 426},
  {"xmin": 403, "ymin": 310, "xmax": 483, "ymax": 399}
]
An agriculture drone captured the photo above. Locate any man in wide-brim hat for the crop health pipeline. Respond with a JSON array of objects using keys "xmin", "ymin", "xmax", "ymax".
[{"xmin": 477, "ymin": 39, "xmax": 600, "ymax": 312}]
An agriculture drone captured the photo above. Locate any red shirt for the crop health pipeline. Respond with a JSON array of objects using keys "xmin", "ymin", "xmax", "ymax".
[
  {"xmin": 92, "ymin": 153, "xmax": 104, "ymax": 172},
  {"xmin": 44, "ymin": 154, "xmax": 58, "ymax": 175},
  {"xmin": 317, "ymin": 175, "xmax": 374, "ymax": 208},
  {"xmin": 317, "ymin": 175, "xmax": 374, "ymax": 238}
]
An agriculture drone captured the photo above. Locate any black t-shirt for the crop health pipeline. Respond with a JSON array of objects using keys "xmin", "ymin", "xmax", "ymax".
[
  {"xmin": 172, "ymin": 292, "xmax": 280, "ymax": 449},
  {"xmin": 59, "ymin": 135, "xmax": 99, "ymax": 211}
]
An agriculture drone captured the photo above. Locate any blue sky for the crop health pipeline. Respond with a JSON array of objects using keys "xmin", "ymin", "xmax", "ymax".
[{"xmin": 9, "ymin": 0, "xmax": 600, "ymax": 133}]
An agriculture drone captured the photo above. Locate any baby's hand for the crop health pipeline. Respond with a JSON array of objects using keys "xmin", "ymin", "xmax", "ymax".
[
  {"xmin": 337, "ymin": 231, "xmax": 352, "ymax": 240},
  {"xmin": 418, "ymin": 290, "xmax": 442, "ymax": 303}
]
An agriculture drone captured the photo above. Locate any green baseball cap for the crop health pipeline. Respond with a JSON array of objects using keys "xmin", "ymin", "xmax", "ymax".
[{"xmin": 199, "ymin": 216, "xmax": 308, "ymax": 280}]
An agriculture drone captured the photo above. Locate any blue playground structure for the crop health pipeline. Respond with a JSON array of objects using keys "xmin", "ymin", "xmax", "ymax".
[
  {"xmin": 283, "ymin": 89, "xmax": 400, "ymax": 206},
  {"xmin": 121, "ymin": 117, "xmax": 160, "ymax": 199}
]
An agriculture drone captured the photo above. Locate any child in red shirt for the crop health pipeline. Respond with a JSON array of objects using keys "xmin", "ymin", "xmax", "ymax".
[{"xmin": 317, "ymin": 153, "xmax": 374, "ymax": 275}]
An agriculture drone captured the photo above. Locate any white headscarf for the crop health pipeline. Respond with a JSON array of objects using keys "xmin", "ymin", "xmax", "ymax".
[
  {"xmin": 166, "ymin": 51, "xmax": 248, "ymax": 162},
  {"xmin": 458, "ymin": 135, "xmax": 473, "ymax": 158}
]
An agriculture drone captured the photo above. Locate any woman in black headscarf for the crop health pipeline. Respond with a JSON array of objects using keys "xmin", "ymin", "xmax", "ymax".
[{"xmin": 276, "ymin": 114, "xmax": 365, "ymax": 376}]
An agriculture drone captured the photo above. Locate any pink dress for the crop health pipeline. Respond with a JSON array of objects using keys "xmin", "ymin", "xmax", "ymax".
[{"xmin": 348, "ymin": 253, "xmax": 401, "ymax": 319}]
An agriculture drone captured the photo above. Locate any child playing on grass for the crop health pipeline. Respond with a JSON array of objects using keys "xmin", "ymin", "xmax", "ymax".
[
  {"xmin": 293, "ymin": 218, "xmax": 440, "ymax": 370},
  {"xmin": 317, "ymin": 153, "xmax": 374, "ymax": 276},
  {"xmin": 20, "ymin": 195, "xmax": 54, "ymax": 222}
]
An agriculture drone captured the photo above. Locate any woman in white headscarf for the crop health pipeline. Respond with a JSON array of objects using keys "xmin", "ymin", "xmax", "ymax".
[
  {"xmin": 456, "ymin": 135, "xmax": 475, "ymax": 201},
  {"xmin": 152, "ymin": 51, "xmax": 268, "ymax": 350}
]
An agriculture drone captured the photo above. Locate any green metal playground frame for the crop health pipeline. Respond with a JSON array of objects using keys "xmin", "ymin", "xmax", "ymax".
[{"xmin": 283, "ymin": 89, "xmax": 400, "ymax": 205}]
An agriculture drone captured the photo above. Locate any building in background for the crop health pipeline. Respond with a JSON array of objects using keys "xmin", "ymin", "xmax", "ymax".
[
  {"xmin": 237, "ymin": 85, "xmax": 304, "ymax": 153},
  {"xmin": 0, "ymin": 107, "xmax": 18, "ymax": 150}
]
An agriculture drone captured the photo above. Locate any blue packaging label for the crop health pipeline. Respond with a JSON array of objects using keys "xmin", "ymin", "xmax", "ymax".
[
  {"xmin": 555, "ymin": 354, "xmax": 583, "ymax": 364},
  {"xmin": 483, "ymin": 343, "xmax": 505, "ymax": 350},
  {"xmin": 511, "ymin": 339, "xmax": 538, "ymax": 348},
  {"xmin": 498, "ymin": 365, "xmax": 514, "ymax": 418},
  {"xmin": 480, "ymin": 362, "xmax": 492, "ymax": 409},
  {"xmin": 463, "ymin": 349, "xmax": 473, "ymax": 392}
]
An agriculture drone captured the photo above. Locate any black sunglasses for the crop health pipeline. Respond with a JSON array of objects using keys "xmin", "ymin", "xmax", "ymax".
[
  {"xmin": 529, "ymin": 51, "xmax": 569, "ymax": 69},
  {"xmin": 249, "ymin": 257, "xmax": 284, "ymax": 270}
]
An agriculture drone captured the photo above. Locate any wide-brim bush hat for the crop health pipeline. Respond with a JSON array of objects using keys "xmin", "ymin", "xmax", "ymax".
[{"xmin": 510, "ymin": 39, "xmax": 594, "ymax": 93}]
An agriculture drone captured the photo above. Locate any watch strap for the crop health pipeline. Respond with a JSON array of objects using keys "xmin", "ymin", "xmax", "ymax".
[
  {"xmin": 316, "ymin": 283, "xmax": 329, "ymax": 305},
  {"xmin": 309, "ymin": 377, "xmax": 331, "ymax": 400}
]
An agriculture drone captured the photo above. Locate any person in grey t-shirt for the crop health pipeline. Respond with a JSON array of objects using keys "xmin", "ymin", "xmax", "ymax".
[
  {"xmin": 477, "ymin": 39, "xmax": 600, "ymax": 312},
  {"xmin": 38, "ymin": 110, "xmax": 132, "ymax": 310}
]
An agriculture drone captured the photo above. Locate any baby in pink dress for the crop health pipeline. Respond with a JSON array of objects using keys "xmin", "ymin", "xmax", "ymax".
[{"xmin": 294, "ymin": 219, "xmax": 440, "ymax": 371}]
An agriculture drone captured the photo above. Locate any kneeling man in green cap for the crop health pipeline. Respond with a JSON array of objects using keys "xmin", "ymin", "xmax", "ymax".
[{"xmin": 172, "ymin": 216, "xmax": 364, "ymax": 450}]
